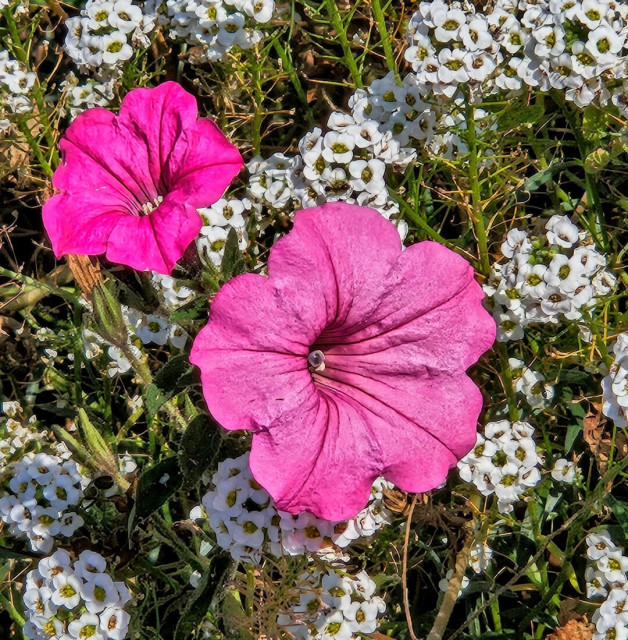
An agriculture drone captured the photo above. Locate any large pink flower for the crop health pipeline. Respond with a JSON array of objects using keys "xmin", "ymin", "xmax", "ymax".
[
  {"xmin": 190, "ymin": 203, "xmax": 496, "ymax": 520},
  {"xmin": 42, "ymin": 82, "xmax": 243, "ymax": 274}
]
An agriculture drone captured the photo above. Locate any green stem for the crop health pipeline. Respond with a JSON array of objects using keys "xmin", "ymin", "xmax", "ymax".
[
  {"xmin": 152, "ymin": 514, "xmax": 207, "ymax": 573},
  {"xmin": 122, "ymin": 347, "xmax": 188, "ymax": 432},
  {"xmin": 0, "ymin": 591, "xmax": 25, "ymax": 627},
  {"xmin": 497, "ymin": 343, "xmax": 519, "ymax": 422},
  {"xmin": 0, "ymin": 265, "xmax": 77, "ymax": 307},
  {"xmin": 558, "ymin": 98, "xmax": 608, "ymax": 251},
  {"xmin": 17, "ymin": 119, "xmax": 53, "ymax": 177},
  {"xmin": 324, "ymin": 0, "xmax": 363, "ymax": 88},
  {"xmin": 3, "ymin": 8, "xmax": 58, "ymax": 161},
  {"xmin": 250, "ymin": 49, "xmax": 264, "ymax": 155},
  {"xmin": 465, "ymin": 101, "xmax": 490, "ymax": 277},
  {"xmin": 371, "ymin": 0, "xmax": 399, "ymax": 81},
  {"xmin": 273, "ymin": 39, "xmax": 314, "ymax": 125}
]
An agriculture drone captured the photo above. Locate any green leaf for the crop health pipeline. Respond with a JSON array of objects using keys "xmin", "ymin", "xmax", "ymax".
[
  {"xmin": 154, "ymin": 355, "xmax": 197, "ymax": 394},
  {"xmin": 169, "ymin": 297, "xmax": 209, "ymax": 326},
  {"xmin": 564, "ymin": 423, "xmax": 580, "ymax": 453},
  {"xmin": 78, "ymin": 409, "xmax": 117, "ymax": 474},
  {"xmin": 498, "ymin": 103, "xmax": 545, "ymax": 131},
  {"xmin": 220, "ymin": 227, "xmax": 246, "ymax": 281},
  {"xmin": 144, "ymin": 384, "xmax": 172, "ymax": 416},
  {"xmin": 174, "ymin": 556, "xmax": 231, "ymax": 640},
  {"xmin": 521, "ymin": 161, "xmax": 579, "ymax": 193},
  {"xmin": 179, "ymin": 414, "xmax": 221, "ymax": 486},
  {"xmin": 129, "ymin": 457, "xmax": 183, "ymax": 533},
  {"xmin": 604, "ymin": 495, "xmax": 628, "ymax": 533},
  {"xmin": 0, "ymin": 547, "xmax": 37, "ymax": 561}
]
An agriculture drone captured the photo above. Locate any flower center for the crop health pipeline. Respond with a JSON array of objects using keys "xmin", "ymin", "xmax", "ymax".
[
  {"xmin": 142, "ymin": 195, "xmax": 164, "ymax": 215},
  {"xmin": 307, "ymin": 350, "xmax": 326, "ymax": 371}
]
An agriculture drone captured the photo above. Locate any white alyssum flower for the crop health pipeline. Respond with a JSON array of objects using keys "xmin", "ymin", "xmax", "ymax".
[
  {"xmin": 143, "ymin": 0, "xmax": 275, "ymax": 63},
  {"xmin": 191, "ymin": 453, "xmax": 393, "ymax": 565},
  {"xmin": 276, "ymin": 567, "xmax": 386, "ymax": 640},
  {"xmin": 0, "ymin": 451, "xmax": 85, "ymax": 553},
  {"xmin": 602, "ymin": 333, "xmax": 628, "ymax": 428},
  {"xmin": 22, "ymin": 551, "xmax": 131, "ymax": 640},
  {"xmin": 402, "ymin": 0, "xmax": 628, "ymax": 111},
  {"xmin": 485, "ymin": 215, "xmax": 613, "ymax": 341},
  {"xmin": 458, "ymin": 420, "xmax": 542, "ymax": 514},
  {"xmin": 550, "ymin": 458, "xmax": 577, "ymax": 484}
]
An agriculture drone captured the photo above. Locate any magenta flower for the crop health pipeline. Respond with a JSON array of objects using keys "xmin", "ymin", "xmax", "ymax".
[
  {"xmin": 190, "ymin": 203, "xmax": 496, "ymax": 520},
  {"xmin": 42, "ymin": 82, "xmax": 243, "ymax": 274}
]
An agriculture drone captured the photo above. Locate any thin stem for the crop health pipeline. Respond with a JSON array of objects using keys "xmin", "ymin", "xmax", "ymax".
[
  {"xmin": 3, "ymin": 8, "xmax": 59, "ymax": 161},
  {"xmin": 273, "ymin": 39, "xmax": 314, "ymax": 126},
  {"xmin": 465, "ymin": 102, "xmax": 490, "ymax": 277},
  {"xmin": 0, "ymin": 591, "xmax": 25, "ymax": 627},
  {"xmin": 324, "ymin": 0, "xmax": 363, "ymax": 88},
  {"xmin": 401, "ymin": 494, "xmax": 420, "ymax": 640},
  {"xmin": 122, "ymin": 346, "xmax": 189, "ymax": 432},
  {"xmin": 152, "ymin": 513, "xmax": 207, "ymax": 573},
  {"xmin": 426, "ymin": 522, "xmax": 475, "ymax": 640},
  {"xmin": 16, "ymin": 119, "xmax": 53, "ymax": 177},
  {"xmin": 371, "ymin": 0, "xmax": 399, "ymax": 82},
  {"xmin": 497, "ymin": 343, "xmax": 519, "ymax": 421}
]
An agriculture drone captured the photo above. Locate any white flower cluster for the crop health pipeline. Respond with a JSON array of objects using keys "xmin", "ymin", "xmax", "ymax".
[
  {"xmin": 150, "ymin": 272, "xmax": 195, "ymax": 310},
  {"xmin": 64, "ymin": 0, "xmax": 154, "ymax": 74},
  {"xmin": 247, "ymin": 153, "xmax": 296, "ymax": 214},
  {"xmin": 584, "ymin": 530, "xmax": 628, "ymax": 640},
  {"xmin": 486, "ymin": 215, "xmax": 616, "ymax": 342},
  {"xmin": 146, "ymin": 0, "xmax": 275, "ymax": 63},
  {"xmin": 0, "ymin": 49, "xmax": 35, "ymax": 126},
  {"xmin": 62, "ymin": 75, "xmax": 114, "ymax": 118},
  {"xmin": 0, "ymin": 452, "xmax": 85, "ymax": 553},
  {"xmin": 602, "ymin": 333, "xmax": 628, "ymax": 429},
  {"xmin": 82, "ymin": 304, "xmax": 187, "ymax": 375},
  {"xmin": 470, "ymin": 540, "xmax": 494, "ymax": 574},
  {"xmin": 289, "ymin": 109, "xmax": 414, "ymax": 236},
  {"xmin": 405, "ymin": 0, "xmax": 628, "ymax": 110},
  {"xmin": 276, "ymin": 567, "xmax": 386, "ymax": 640},
  {"xmin": 509, "ymin": 357, "xmax": 554, "ymax": 409},
  {"xmin": 458, "ymin": 420, "xmax": 542, "ymax": 514},
  {"xmin": 196, "ymin": 198, "xmax": 250, "ymax": 268},
  {"xmin": 349, "ymin": 71, "xmax": 498, "ymax": 161},
  {"xmin": 22, "ymin": 549, "xmax": 131, "ymax": 640},
  {"xmin": 0, "ymin": 404, "xmax": 44, "ymax": 466},
  {"xmin": 191, "ymin": 453, "xmax": 393, "ymax": 564}
]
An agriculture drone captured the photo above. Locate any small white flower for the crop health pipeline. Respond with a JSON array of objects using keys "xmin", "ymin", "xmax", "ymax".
[{"xmin": 550, "ymin": 458, "xmax": 576, "ymax": 483}]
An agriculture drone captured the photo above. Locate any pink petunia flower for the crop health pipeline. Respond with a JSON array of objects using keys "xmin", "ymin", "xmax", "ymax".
[
  {"xmin": 42, "ymin": 82, "xmax": 243, "ymax": 274},
  {"xmin": 190, "ymin": 203, "xmax": 496, "ymax": 520}
]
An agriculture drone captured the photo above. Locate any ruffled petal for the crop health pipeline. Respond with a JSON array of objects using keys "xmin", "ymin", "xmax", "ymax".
[
  {"xmin": 54, "ymin": 107, "xmax": 157, "ymax": 207},
  {"xmin": 166, "ymin": 119, "xmax": 244, "ymax": 207},
  {"xmin": 104, "ymin": 197, "xmax": 202, "ymax": 274},
  {"xmin": 116, "ymin": 82, "xmax": 199, "ymax": 193},
  {"xmin": 189, "ymin": 274, "xmax": 319, "ymax": 430},
  {"xmin": 42, "ymin": 192, "xmax": 127, "ymax": 257},
  {"xmin": 249, "ymin": 390, "xmax": 380, "ymax": 520},
  {"xmin": 268, "ymin": 203, "xmax": 403, "ymax": 334}
]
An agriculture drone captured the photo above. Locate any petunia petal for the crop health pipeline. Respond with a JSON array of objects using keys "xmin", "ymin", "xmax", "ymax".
[
  {"xmin": 105, "ymin": 197, "xmax": 202, "ymax": 274},
  {"xmin": 189, "ymin": 274, "xmax": 317, "ymax": 431},
  {"xmin": 53, "ymin": 107, "xmax": 157, "ymax": 207},
  {"xmin": 249, "ymin": 391, "xmax": 380, "ymax": 520},
  {"xmin": 268, "ymin": 203, "xmax": 403, "ymax": 334},
  {"xmin": 116, "ymin": 82, "xmax": 199, "ymax": 193},
  {"xmin": 166, "ymin": 119, "xmax": 244, "ymax": 207}
]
